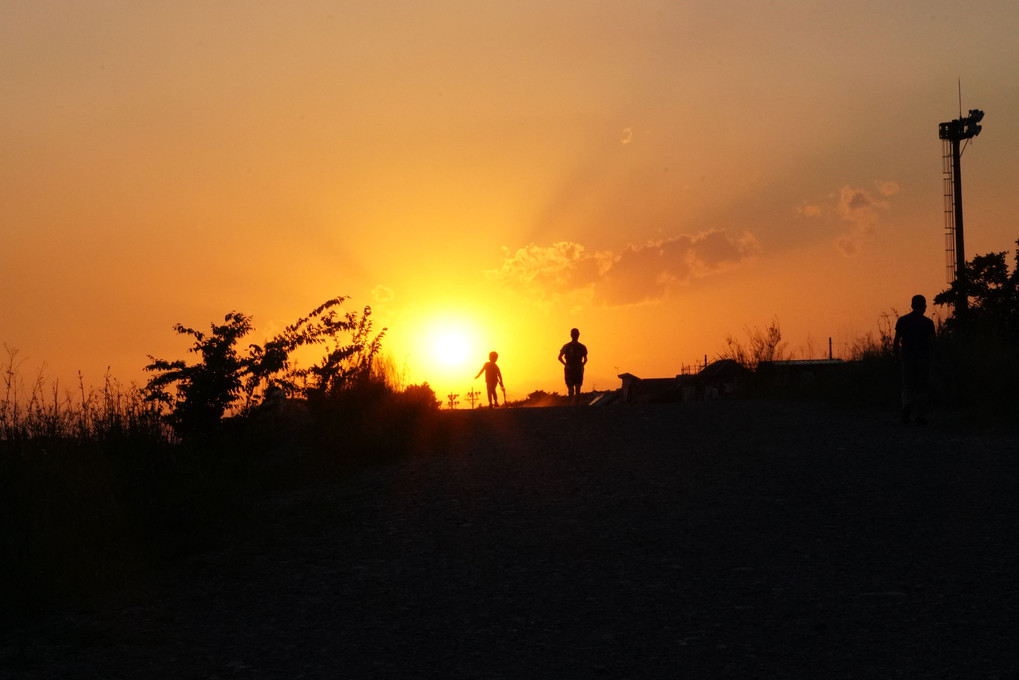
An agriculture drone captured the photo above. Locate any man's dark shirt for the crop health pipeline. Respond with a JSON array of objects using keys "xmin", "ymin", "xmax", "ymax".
[
  {"xmin": 895, "ymin": 311, "xmax": 935, "ymax": 360},
  {"xmin": 560, "ymin": 341, "xmax": 588, "ymax": 371}
]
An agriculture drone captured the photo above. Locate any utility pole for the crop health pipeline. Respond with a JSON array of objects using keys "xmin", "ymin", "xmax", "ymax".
[{"xmin": 938, "ymin": 108, "xmax": 984, "ymax": 313}]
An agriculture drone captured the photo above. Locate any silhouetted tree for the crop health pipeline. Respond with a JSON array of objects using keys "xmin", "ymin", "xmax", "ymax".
[
  {"xmin": 934, "ymin": 240, "xmax": 1019, "ymax": 343},
  {"xmin": 300, "ymin": 304, "xmax": 385, "ymax": 399},
  {"xmin": 244, "ymin": 297, "xmax": 358, "ymax": 402},
  {"xmin": 145, "ymin": 312, "xmax": 253, "ymax": 436},
  {"xmin": 932, "ymin": 240, "xmax": 1019, "ymax": 413},
  {"xmin": 144, "ymin": 297, "xmax": 386, "ymax": 436}
]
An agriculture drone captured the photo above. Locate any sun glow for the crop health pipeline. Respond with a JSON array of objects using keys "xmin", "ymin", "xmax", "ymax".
[
  {"xmin": 412, "ymin": 314, "xmax": 485, "ymax": 390},
  {"xmin": 434, "ymin": 331, "xmax": 470, "ymax": 367}
]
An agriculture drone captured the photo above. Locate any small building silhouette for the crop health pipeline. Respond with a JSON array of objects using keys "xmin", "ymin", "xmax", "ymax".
[
  {"xmin": 617, "ymin": 359, "xmax": 752, "ymax": 403},
  {"xmin": 693, "ymin": 359, "xmax": 752, "ymax": 399},
  {"xmin": 617, "ymin": 373, "xmax": 682, "ymax": 403},
  {"xmin": 756, "ymin": 359, "xmax": 846, "ymax": 387}
]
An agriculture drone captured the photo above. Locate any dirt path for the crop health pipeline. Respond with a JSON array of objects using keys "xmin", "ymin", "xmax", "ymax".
[{"xmin": 4, "ymin": 400, "xmax": 1018, "ymax": 678}]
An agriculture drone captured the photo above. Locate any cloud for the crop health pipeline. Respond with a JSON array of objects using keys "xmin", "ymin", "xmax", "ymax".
[
  {"xmin": 835, "ymin": 185, "xmax": 891, "ymax": 255},
  {"xmin": 483, "ymin": 242, "xmax": 606, "ymax": 310},
  {"xmin": 837, "ymin": 185, "xmax": 889, "ymax": 219},
  {"xmin": 796, "ymin": 203, "xmax": 824, "ymax": 218},
  {"xmin": 487, "ymin": 229, "xmax": 761, "ymax": 307},
  {"xmin": 372, "ymin": 284, "xmax": 394, "ymax": 304},
  {"xmin": 800, "ymin": 180, "xmax": 899, "ymax": 256},
  {"xmin": 877, "ymin": 180, "xmax": 901, "ymax": 197}
]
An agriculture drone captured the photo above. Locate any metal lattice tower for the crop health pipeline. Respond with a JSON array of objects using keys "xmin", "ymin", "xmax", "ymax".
[
  {"xmin": 942, "ymin": 138, "xmax": 956, "ymax": 282},
  {"xmin": 938, "ymin": 108, "xmax": 983, "ymax": 310}
]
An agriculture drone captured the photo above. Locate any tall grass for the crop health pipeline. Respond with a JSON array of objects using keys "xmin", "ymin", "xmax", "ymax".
[
  {"xmin": 2, "ymin": 347, "xmax": 166, "ymax": 442},
  {"xmin": 1, "ymin": 349, "xmax": 190, "ymax": 617},
  {"xmin": 0, "ymin": 346, "xmax": 443, "ymax": 623},
  {"xmin": 735, "ymin": 309, "xmax": 1019, "ymax": 424},
  {"xmin": 731, "ymin": 316, "xmax": 901, "ymax": 407}
]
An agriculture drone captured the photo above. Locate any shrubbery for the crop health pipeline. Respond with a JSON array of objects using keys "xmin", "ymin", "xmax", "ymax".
[
  {"xmin": 143, "ymin": 297, "xmax": 392, "ymax": 438},
  {"xmin": 716, "ymin": 241, "xmax": 1019, "ymax": 418},
  {"xmin": 0, "ymin": 297, "xmax": 442, "ymax": 620},
  {"xmin": 932, "ymin": 240, "xmax": 1019, "ymax": 419}
]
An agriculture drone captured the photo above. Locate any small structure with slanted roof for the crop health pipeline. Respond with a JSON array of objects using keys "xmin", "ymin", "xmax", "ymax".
[{"xmin": 617, "ymin": 359, "xmax": 753, "ymax": 403}]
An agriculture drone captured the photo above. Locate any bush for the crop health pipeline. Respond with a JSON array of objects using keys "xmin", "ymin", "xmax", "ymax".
[
  {"xmin": 720, "ymin": 318, "xmax": 789, "ymax": 371},
  {"xmin": 933, "ymin": 240, "xmax": 1019, "ymax": 419},
  {"xmin": 144, "ymin": 297, "xmax": 386, "ymax": 439}
]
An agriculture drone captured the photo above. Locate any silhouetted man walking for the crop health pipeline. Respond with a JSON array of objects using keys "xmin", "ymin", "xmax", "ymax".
[
  {"xmin": 893, "ymin": 294, "xmax": 936, "ymax": 425},
  {"xmin": 558, "ymin": 328, "xmax": 588, "ymax": 404}
]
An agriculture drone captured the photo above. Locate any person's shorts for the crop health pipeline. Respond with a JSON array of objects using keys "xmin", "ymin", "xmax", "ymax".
[{"xmin": 564, "ymin": 367, "xmax": 584, "ymax": 387}]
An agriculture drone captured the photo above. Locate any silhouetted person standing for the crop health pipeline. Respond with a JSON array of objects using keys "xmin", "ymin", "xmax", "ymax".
[
  {"xmin": 893, "ymin": 294, "xmax": 936, "ymax": 425},
  {"xmin": 558, "ymin": 328, "xmax": 588, "ymax": 403},
  {"xmin": 475, "ymin": 351, "xmax": 505, "ymax": 408}
]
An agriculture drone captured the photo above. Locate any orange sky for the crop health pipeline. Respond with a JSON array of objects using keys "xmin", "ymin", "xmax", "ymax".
[{"xmin": 3, "ymin": 1, "xmax": 1019, "ymax": 403}]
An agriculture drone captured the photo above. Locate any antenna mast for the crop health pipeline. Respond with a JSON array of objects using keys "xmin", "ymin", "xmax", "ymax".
[{"xmin": 938, "ymin": 103, "xmax": 984, "ymax": 313}]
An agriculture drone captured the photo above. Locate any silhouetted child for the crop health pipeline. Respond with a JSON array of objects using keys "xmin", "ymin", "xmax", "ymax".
[{"xmin": 475, "ymin": 351, "xmax": 505, "ymax": 408}]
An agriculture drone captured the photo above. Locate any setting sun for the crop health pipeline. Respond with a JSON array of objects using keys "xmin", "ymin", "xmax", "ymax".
[
  {"xmin": 434, "ymin": 331, "xmax": 470, "ymax": 367},
  {"xmin": 410, "ymin": 313, "xmax": 487, "ymax": 391}
]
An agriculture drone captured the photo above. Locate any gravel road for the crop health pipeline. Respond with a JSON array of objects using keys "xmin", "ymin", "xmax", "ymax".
[{"xmin": 4, "ymin": 399, "xmax": 1018, "ymax": 679}]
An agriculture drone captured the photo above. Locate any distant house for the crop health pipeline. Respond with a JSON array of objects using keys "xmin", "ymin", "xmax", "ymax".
[
  {"xmin": 693, "ymin": 359, "xmax": 752, "ymax": 399},
  {"xmin": 617, "ymin": 373, "xmax": 682, "ymax": 403},
  {"xmin": 617, "ymin": 359, "xmax": 752, "ymax": 403}
]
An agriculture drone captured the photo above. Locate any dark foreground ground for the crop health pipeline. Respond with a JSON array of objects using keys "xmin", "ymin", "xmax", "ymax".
[{"xmin": 3, "ymin": 399, "xmax": 1018, "ymax": 679}]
